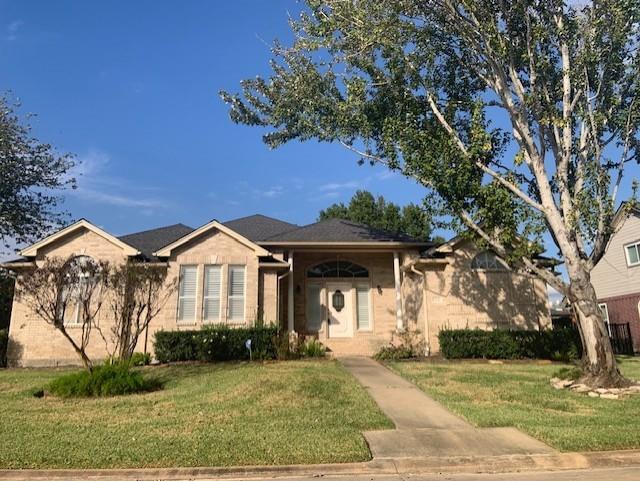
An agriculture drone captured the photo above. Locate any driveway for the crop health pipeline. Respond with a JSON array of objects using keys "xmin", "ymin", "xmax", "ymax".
[{"xmin": 340, "ymin": 357, "xmax": 555, "ymax": 458}]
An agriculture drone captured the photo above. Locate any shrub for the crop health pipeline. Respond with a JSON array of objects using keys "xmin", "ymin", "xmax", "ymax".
[
  {"xmin": 0, "ymin": 329, "xmax": 7, "ymax": 367},
  {"xmin": 153, "ymin": 325, "xmax": 279, "ymax": 363},
  {"xmin": 129, "ymin": 352, "xmax": 151, "ymax": 366},
  {"xmin": 438, "ymin": 327, "xmax": 582, "ymax": 361},
  {"xmin": 374, "ymin": 328, "xmax": 426, "ymax": 361},
  {"xmin": 553, "ymin": 366, "xmax": 583, "ymax": 380},
  {"xmin": 46, "ymin": 363, "xmax": 162, "ymax": 398},
  {"xmin": 300, "ymin": 339, "xmax": 326, "ymax": 358}
]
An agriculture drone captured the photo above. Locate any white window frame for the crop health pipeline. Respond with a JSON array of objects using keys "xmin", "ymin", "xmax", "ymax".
[
  {"xmin": 598, "ymin": 303, "xmax": 612, "ymax": 337},
  {"xmin": 227, "ymin": 265, "xmax": 246, "ymax": 322},
  {"xmin": 202, "ymin": 264, "xmax": 222, "ymax": 323},
  {"xmin": 624, "ymin": 241, "xmax": 640, "ymax": 267},
  {"xmin": 355, "ymin": 283, "xmax": 373, "ymax": 332},
  {"xmin": 177, "ymin": 265, "xmax": 198, "ymax": 323}
]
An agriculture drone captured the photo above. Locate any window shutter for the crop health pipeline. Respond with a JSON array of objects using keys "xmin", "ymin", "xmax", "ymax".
[
  {"xmin": 178, "ymin": 265, "xmax": 197, "ymax": 321},
  {"xmin": 356, "ymin": 285, "xmax": 370, "ymax": 330},
  {"xmin": 203, "ymin": 265, "xmax": 221, "ymax": 321},
  {"xmin": 228, "ymin": 265, "xmax": 245, "ymax": 321},
  {"xmin": 306, "ymin": 285, "xmax": 322, "ymax": 331}
]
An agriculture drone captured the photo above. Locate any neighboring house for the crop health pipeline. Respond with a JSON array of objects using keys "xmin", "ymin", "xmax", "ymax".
[
  {"xmin": 2, "ymin": 214, "xmax": 551, "ymax": 366},
  {"xmin": 591, "ymin": 203, "xmax": 640, "ymax": 352}
]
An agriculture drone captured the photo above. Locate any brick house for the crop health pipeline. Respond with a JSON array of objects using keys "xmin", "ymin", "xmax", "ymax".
[
  {"xmin": 591, "ymin": 204, "xmax": 640, "ymax": 352},
  {"xmin": 3, "ymin": 214, "xmax": 551, "ymax": 366}
]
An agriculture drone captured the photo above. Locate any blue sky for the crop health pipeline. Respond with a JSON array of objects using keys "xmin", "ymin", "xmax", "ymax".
[{"xmin": 0, "ymin": 0, "xmax": 426, "ymax": 239}]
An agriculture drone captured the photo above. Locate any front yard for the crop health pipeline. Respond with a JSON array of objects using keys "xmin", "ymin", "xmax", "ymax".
[
  {"xmin": 388, "ymin": 356, "xmax": 640, "ymax": 452},
  {"xmin": 0, "ymin": 360, "xmax": 392, "ymax": 469}
]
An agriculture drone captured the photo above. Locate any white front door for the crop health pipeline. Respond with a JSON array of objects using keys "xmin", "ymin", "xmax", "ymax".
[{"xmin": 327, "ymin": 282, "xmax": 353, "ymax": 338}]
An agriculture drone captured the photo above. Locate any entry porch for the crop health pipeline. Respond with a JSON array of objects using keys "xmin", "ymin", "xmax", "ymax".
[{"xmin": 275, "ymin": 250, "xmax": 413, "ymax": 355}]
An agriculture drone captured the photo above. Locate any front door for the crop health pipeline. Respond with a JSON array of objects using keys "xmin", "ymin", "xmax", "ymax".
[{"xmin": 327, "ymin": 282, "xmax": 353, "ymax": 338}]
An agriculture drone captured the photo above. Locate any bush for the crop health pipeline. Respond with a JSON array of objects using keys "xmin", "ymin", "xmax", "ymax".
[
  {"xmin": 438, "ymin": 327, "xmax": 582, "ymax": 361},
  {"xmin": 0, "ymin": 329, "xmax": 7, "ymax": 367},
  {"xmin": 129, "ymin": 352, "xmax": 151, "ymax": 366},
  {"xmin": 553, "ymin": 366, "xmax": 583, "ymax": 380},
  {"xmin": 300, "ymin": 339, "xmax": 326, "ymax": 358},
  {"xmin": 46, "ymin": 363, "xmax": 162, "ymax": 398},
  {"xmin": 374, "ymin": 328, "xmax": 426, "ymax": 361},
  {"xmin": 153, "ymin": 325, "xmax": 279, "ymax": 363}
]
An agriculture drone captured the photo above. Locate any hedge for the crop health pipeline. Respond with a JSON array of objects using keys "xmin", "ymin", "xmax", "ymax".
[
  {"xmin": 0, "ymin": 329, "xmax": 7, "ymax": 367},
  {"xmin": 154, "ymin": 325, "xmax": 279, "ymax": 363},
  {"xmin": 438, "ymin": 327, "xmax": 582, "ymax": 361}
]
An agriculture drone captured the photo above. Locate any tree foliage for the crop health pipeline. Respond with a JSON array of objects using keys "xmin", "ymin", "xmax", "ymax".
[
  {"xmin": 319, "ymin": 189, "xmax": 433, "ymax": 240},
  {"xmin": 18, "ymin": 256, "xmax": 109, "ymax": 371},
  {"xmin": 96, "ymin": 262, "xmax": 176, "ymax": 362},
  {"xmin": 221, "ymin": 0, "xmax": 640, "ymax": 386},
  {"xmin": 0, "ymin": 95, "xmax": 76, "ymax": 248}
]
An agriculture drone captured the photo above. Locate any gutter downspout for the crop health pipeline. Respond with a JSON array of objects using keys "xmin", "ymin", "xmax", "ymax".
[{"xmin": 410, "ymin": 264, "xmax": 431, "ymax": 357}]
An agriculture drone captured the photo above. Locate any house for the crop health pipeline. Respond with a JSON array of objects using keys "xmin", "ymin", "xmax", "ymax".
[
  {"xmin": 3, "ymin": 214, "xmax": 551, "ymax": 366},
  {"xmin": 591, "ymin": 203, "xmax": 640, "ymax": 352}
]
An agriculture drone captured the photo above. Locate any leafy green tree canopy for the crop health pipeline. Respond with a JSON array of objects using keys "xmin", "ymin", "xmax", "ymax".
[
  {"xmin": 319, "ymin": 190, "xmax": 433, "ymax": 240},
  {"xmin": 0, "ymin": 95, "xmax": 75, "ymax": 248}
]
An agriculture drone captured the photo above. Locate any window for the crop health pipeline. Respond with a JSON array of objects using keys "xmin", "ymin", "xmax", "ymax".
[
  {"xmin": 356, "ymin": 284, "xmax": 371, "ymax": 330},
  {"xmin": 61, "ymin": 255, "xmax": 97, "ymax": 325},
  {"xmin": 203, "ymin": 265, "xmax": 222, "ymax": 322},
  {"xmin": 471, "ymin": 251, "xmax": 508, "ymax": 270},
  {"xmin": 599, "ymin": 303, "xmax": 612, "ymax": 337},
  {"xmin": 228, "ymin": 265, "xmax": 245, "ymax": 321},
  {"xmin": 625, "ymin": 242, "xmax": 640, "ymax": 266},
  {"xmin": 177, "ymin": 265, "xmax": 197, "ymax": 322},
  {"xmin": 306, "ymin": 284, "xmax": 322, "ymax": 331},
  {"xmin": 307, "ymin": 260, "xmax": 369, "ymax": 278}
]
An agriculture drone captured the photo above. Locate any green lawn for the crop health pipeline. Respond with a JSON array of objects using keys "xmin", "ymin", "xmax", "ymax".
[
  {"xmin": 0, "ymin": 360, "xmax": 392, "ymax": 469},
  {"xmin": 388, "ymin": 356, "xmax": 640, "ymax": 452}
]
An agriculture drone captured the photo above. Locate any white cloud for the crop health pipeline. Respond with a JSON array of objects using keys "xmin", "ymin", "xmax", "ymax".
[
  {"xmin": 69, "ymin": 150, "xmax": 166, "ymax": 210},
  {"xmin": 6, "ymin": 20, "xmax": 23, "ymax": 41},
  {"xmin": 261, "ymin": 186, "xmax": 284, "ymax": 198},
  {"xmin": 547, "ymin": 285, "xmax": 564, "ymax": 307},
  {"xmin": 318, "ymin": 180, "xmax": 362, "ymax": 192}
]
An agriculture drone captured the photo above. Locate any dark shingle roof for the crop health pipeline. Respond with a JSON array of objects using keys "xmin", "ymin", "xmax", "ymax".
[
  {"xmin": 262, "ymin": 218, "xmax": 429, "ymax": 244},
  {"xmin": 222, "ymin": 214, "xmax": 299, "ymax": 241},
  {"xmin": 118, "ymin": 223, "xmax": 194, "ymax": 259}
]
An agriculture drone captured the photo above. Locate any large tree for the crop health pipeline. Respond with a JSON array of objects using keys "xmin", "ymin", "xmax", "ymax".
[
  {"xmin": 0, "ymin": 95, "xmax": 75, "ymax": 249},
  {"xmin": 319, "ymin": 189, "xmax": 433, "ymax": 240},
  {"xmin": 221, "ymin": 0, "xmax": 640, "ymax": 387}
]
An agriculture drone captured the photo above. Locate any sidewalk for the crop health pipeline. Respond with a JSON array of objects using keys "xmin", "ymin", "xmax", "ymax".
[{"xmin": 340, "ymin": 356, "xmax": 554, "ymax": 458}]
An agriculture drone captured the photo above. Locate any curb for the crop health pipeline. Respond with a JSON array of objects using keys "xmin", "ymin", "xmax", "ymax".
[{"xmin": 1, "ymin": 450, "xmax": 640, "ymax": 480}]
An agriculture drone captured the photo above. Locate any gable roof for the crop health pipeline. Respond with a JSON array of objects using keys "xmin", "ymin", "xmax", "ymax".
[
  {"xmin": 260, "ymin": 218, "xmax": 431, "ymax": 246},
  {"xmin": 153, "ymin": 220, "xmax": 271, "ymax": 257},
  {"xmin": 222, "ymin": 214, "xmax": 299, "ymax": 241},
  {"xmin": 118, "ymin": 223, "xmax": 194, "ymax": 260},
  {"xmin": 20, "ymin": 219, "xmax": 141, "ymax": 257}
]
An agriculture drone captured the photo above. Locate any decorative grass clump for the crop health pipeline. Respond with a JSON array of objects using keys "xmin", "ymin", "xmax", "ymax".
[
  {"xmin": 300, "ymin": 339, "xmax": 327, "ymax": 358},
  {"xmin": 46, "ymin": 363, "xmax": 162, "ymax": 398}
]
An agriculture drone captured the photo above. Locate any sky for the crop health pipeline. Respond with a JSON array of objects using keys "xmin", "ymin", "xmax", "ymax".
[
  {"xmin": 1, "ymin": 1, "xmax": 638, "ymax": 304},
  {"xmin": 0, "ymin": 0, "xmax": 426, "ymax": 242}
]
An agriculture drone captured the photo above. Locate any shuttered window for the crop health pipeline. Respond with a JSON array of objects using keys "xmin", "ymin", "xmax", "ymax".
[
  {"xmin": 177, "ymin": 265, "xmax": 197, "ymax": 322},
  {"xmin": 356, "ymin": 284, "xmax": 371, "ymax": 330},
  {"xmin": 228, "ymin": 265, "xmax": 245, "ymax": 321},
  {"xmin": 203, "ymin": 265, "xmax": 222, "ymax": 322}
]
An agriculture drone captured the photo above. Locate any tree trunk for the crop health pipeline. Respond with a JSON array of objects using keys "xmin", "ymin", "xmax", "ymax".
[{"xmin": 567, "ymin": 269, "xmax": 628, "ymax": 388}]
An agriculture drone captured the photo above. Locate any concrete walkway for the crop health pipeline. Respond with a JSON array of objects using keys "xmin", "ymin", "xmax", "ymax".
[{"xmin": 340, "ymin": 357, "xmax": 555, "ymax": 459}]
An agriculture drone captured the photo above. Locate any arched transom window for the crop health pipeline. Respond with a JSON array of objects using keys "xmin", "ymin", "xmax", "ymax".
[
  {"xmin": 307, "ymin": 260, "xmax": 369, "ymax": 278},
  {"xmin": 470, "ymin": 251, "xmax": 508, "ymax": 270}
]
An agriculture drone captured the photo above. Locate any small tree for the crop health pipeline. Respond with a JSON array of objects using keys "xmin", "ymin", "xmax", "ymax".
[
  {"xmin": 97, "ymin": 262, "xmax": 176, "ymax": 363},
  {"xmin": 18, "ymin": 256, "xmax": 108, "ymax": 371}
]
